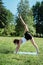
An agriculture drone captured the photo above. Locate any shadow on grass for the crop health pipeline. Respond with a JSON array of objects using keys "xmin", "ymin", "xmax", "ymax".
[{"xmin": 0, "ymin": 50, "xmax": 14, "ymax": 54}]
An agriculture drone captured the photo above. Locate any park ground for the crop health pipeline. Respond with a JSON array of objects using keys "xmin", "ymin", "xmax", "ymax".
[{"xmin": 0, "ymin": 37, "xmax": 43, "ymax": 65}]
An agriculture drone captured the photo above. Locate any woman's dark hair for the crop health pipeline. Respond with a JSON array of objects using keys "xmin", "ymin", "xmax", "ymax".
[{"xmin": 13, "ymin": 39, "xmax": 19, "ymax": 44}]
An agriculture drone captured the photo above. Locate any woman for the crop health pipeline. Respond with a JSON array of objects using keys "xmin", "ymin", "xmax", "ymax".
[{"xmin": 14, "ymin": 15, "xmax": 39, "ymax": 54}]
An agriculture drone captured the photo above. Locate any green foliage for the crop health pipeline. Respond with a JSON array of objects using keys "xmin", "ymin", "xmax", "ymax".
[
  {"xmin": 0, "ymin": 0, "xmax": 15, "ymax": 36},
  {"xmin": 15, "ymin": 17, "xmax": 24, "ymax": 36},
  {"xmin": 2, "ymin": 24, "xmax": 15, "ymax": 36},
  {"xmin": 32, "ymin": 1, "xmax": 43, "ymax": 36},
  {"xmin": 0, "ymin": 0, "xmax": 7, "ymax": 28},
  {"xmin": 0, "ymin": 28, "xmax": 4, "ymax": 36},
  {"xmin": 5, "ymin": 9, "xmax": 14, "ymax": 25}
]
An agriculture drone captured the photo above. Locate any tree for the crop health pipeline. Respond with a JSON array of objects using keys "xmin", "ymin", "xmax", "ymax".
[
  {"xmin": 38, "ymin": 1, "xmax": 43, "ymax": 34},
  {"xmin": 0, "ymin": 0, "xmax": 7, "ymax": 28},
  {"xmin": 0, "ymin": 0, "xmax": 14, "ymax": 28},
  {"xmin": 3, "ymin": 10, "xmax": 15, "ymax": 36},
  {"xmin": 32, "ymin": 1, "xmax": 43, "ymax": 37},
  {"xmin": 0, "ymin": 0, "xmax": 15, "ymax": 36},
  {"xmin": 15, "ymin": 0, "xmax": 35, "ymax": 36}
]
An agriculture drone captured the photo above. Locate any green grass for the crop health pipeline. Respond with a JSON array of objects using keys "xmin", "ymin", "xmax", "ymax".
[{"xmin": 0, "ymin": 37, "xmax": 43, "ymax": 65}]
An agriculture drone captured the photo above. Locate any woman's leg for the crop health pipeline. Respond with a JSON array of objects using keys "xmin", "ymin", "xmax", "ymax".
[{"xmin": 30, "ymin": 37, "xmax": 39, "ymax": 53}]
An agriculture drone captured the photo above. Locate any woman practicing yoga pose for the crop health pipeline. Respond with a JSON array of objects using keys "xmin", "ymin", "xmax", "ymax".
[{"xmin": 14, "ymin": 15, "xmax": 39, "ymax": 54}]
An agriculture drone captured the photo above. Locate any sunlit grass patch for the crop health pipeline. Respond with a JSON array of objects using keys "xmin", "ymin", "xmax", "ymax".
[{"xmin": 0, "ymin": 37, "xmax": 43, "ymax": 65}]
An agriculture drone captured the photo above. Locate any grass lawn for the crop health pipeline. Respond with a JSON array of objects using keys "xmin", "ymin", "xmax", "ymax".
[{"xmin": 0, "ymin": 37, "xmax": 43, "ymax": 65}]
